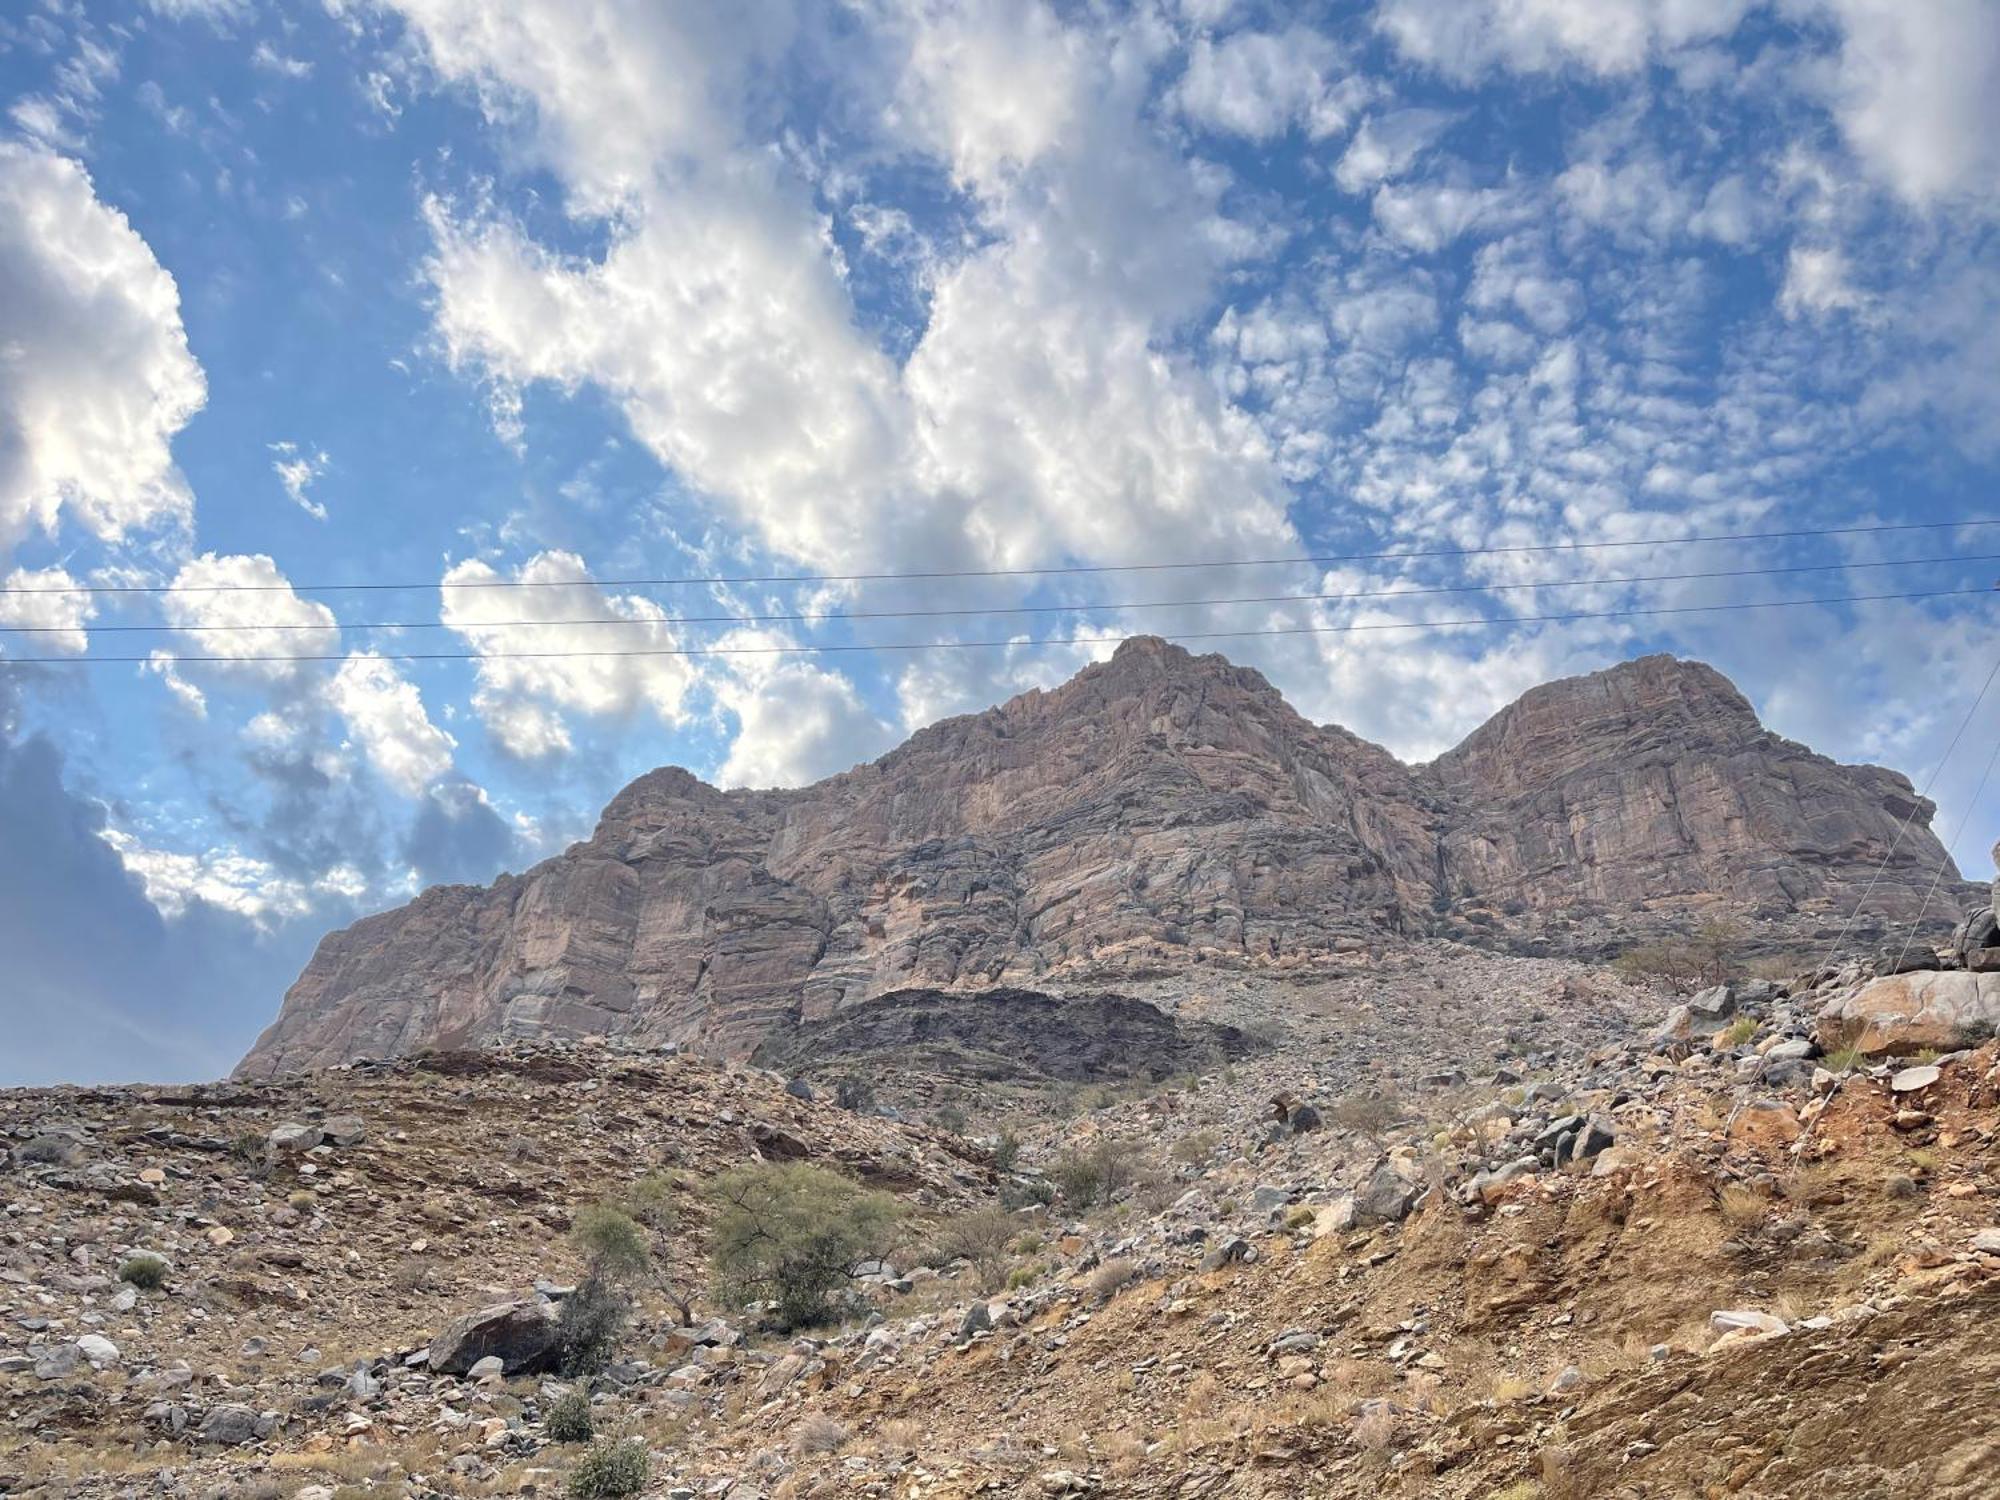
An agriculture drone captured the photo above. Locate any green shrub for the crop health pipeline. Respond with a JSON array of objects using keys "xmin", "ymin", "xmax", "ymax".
[
  {"xmin": 1719, "ymin": 1015, "xmax": 1758, "ymax": 1047},
  {"xmin": 992, "ymin": 1130, "xmax": 1021, "ymax": 1174},
  {"xmin": 118, "ymin": 1254, "xmax": 169, "ymax": 1289},
  {"xmin": 1329, "ymin": 1091, "xmax": 1402, "ymax": 1141},
  {"xmin": 546, "ymin": 1389, "xmax": 594, "ymax": 1444},
  {"xmin": 1006, "ymin": 1264, "xmax": 1040, "ymax": 1290},
  {"xmin": 834, "ymin": 1076, "xmax": 876, "ymax": 1112},
  {"xmin": 555, "ymin": 1272, "xmax": 630, "ymax": 1377},
  {"xmin": 705, "ymin": 1163, "xmax": 901, "ymax": 1330},
  {"xmin": 1049, "ymin": 1137, "xmax": 1145, "ymax": 1208},
  {"xmin": 1821, "ymin": 1044, "xmax": 1865, "ymax": 1073},
  {"xmin": 567, "ymin": 1439, "xmax": 648, "ymax": 1499},
  {"xmin": 571, "ymin": 1205, "xmax": 651, "ymax": 1282},
  {"xmin": 923, "ymin": 1207, "xmax": 1016, "ymax": 1289}
]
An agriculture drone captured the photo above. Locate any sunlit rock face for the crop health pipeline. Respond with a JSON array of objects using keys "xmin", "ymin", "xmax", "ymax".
[{"xmin": 237, "ymin": 640, "xmax": 1955, "ymax": 1078}]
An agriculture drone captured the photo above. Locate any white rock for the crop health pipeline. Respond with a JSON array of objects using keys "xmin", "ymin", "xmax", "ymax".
[{"xmin": 76, "ymin": 1333, "xmax": 121, "ymax": 1367}]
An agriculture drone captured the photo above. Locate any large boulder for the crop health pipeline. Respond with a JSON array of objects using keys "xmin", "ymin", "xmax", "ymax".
[
  {"xmin": 1817, "ymin": 971, "xmax": 2000, "ymax": 1056},
  {"xmin": 426, "ymin": 1299, "xmax": 560, "ymax": 1376},
  {"xmin": 1353, "ymin": 1161, "xmax": 1417, "ymax": 1224}
]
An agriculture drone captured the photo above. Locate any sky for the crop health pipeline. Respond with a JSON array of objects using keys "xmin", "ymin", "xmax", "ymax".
[{"xmin": 2, "ymin": 0, "xmax": 1998, "ymax": 1085}]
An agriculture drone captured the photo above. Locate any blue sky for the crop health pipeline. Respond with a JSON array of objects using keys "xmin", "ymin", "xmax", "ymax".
[{"xmin": 2, "ymin": 0, "xmax": 1997, "ymax": 1084}]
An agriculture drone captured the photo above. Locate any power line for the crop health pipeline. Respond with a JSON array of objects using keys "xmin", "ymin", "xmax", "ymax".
[
  {"xmin": 1807, "ymin": 652, "xmax": 2000, "ymax": 977},
  {"xmin": 1892, "ymin": 710, "xmax": 2000, "ymax": 972},
  {"xmin": 4, "ymin": 550, "xmax": 1991, "ymax": 635},
  {"xmin": 3, "ymin": 517, "xmax": 1995, "ymax": 597},
  {"xmin": 1, "ymin": 583, "xmax": 1989, "ymax": 666}
]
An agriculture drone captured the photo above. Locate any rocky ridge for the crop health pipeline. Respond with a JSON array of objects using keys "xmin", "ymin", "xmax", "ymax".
[{"xmin": 239, "ymin": 641, "xmax": 1963, "ymax": 1078}]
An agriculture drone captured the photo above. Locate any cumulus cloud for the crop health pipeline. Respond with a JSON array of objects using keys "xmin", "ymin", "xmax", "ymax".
[
  {"xmin": 406, "ymin": 0, "xmax": 1304, "ymax": 591},
  {"xmin": 709, "ymin": 637, "xmax": 891, "ymax": 789},
  {"xmin": 1799, "ymin": 0, "xmax": 2000, "ymax": 205},
  {"xmin": 98, "ymin": 825, "xmax": 316, "ymax": 924},
  {"xmin": 326, "ymin": 653, "xmax": 457, "ymax": 796},
  {"xmin": 0, "ymin": 568, "xmax": 95, "ymax": 656},
  {"xmin": 0, "ymin": 143, "xmax": 205, "ymax": 559},
  {"xmin": 1172, "ymin": 26, "xmax": 1366, "ymax": 141},
  {"xmin": 159, "ymin": 553, "xmax": 340, "ymax": 681},
  {"xmin": 1778, "ymin": 244, "xmax": 1869, "ymax": 318},
  {"xmin": 440, "ymin": 550, "xmax": 696, "ymax": 758}
]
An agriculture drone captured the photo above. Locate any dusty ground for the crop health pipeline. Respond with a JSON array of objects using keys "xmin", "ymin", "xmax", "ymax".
[{"xmin": 5, "ymin": 945, "xmax": 1998, "ymax": 1499}]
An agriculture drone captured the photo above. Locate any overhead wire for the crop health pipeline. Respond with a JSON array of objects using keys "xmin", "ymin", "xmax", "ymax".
[
  {"xmin": 1, "ymin": 516, "xmax": 1995, "ymax": 596},
  {"xmin": 1, "ymin": 549, "xmax": 1990, "ymax": 635},
  {"xmin": 1, "ymin": 582, "xmax": 1991, "ymax": 666},
  {"xmin": 1805, "ymin": 652, "xmax": 2000, "ymax": 977},
  {"xmin": 1891, "ymin": 708, "xmax": 2000, "ymax": 972}
]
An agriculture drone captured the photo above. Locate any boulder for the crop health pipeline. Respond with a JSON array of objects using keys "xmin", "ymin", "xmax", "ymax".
[
  {"xmin": 1709, "ymin": 1309, "xmax": 1788, "ymax": 1341},
  {"xmin": 1817, "ymin": 971, "xmax": 2000, "ymax": 1056},
  {"xmin": 1312, "ymin": 1197, "xmax": 1358, "ymax": 1237},
  {"xmin": 1890, "ymin": 1064, "xmax": 1942, "ymax": 1094},
  {"xmin": 197, "ymin": 1403, "xmax": 269, "ymax": 1446},
  {"xmin": 1469, "ymin": 1157, "xmax": 1539, "ymax": 1204},
  {"xmin": 75, "ymin": 1334, "xmax": 120, "ymax": 1368},
  {"xmin": 1687, "ymin": 985, "xmax": 1737, "ymax": 1023},
  {"xmin": 426, "ymin": 1299, "xmax": 560, "ymax": 1376},
  {"xmin": 1353, "ymin": 1161, "xmax": 1417, "ymax": 1224},
  {"xmin": 323, "ymin": 1115, "xmax": 368, "ymax": 1147},
  {"xmin": 267, "ymin": 1122, "xmax": 322, "ymax": 1153}
]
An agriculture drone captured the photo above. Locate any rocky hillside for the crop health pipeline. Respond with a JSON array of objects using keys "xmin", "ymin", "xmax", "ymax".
[
  {"xmin": 10, "ymin": 936, "xmax": 2000, "ymax": 1499},
  {"xmin": 238, "ymin": 640, "xmax": 1958, "ymax": 1078}
]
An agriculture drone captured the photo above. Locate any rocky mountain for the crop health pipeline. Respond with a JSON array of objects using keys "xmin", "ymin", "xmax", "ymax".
[{"xmin": 237, "ymin": 639, "xmax": 1958, "ymax": 1078}]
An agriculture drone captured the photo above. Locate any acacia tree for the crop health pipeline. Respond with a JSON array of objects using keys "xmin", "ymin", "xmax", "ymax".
[{"xmin": 704, "ymin": 1163, "xmax": 901, "ymax": 1329}]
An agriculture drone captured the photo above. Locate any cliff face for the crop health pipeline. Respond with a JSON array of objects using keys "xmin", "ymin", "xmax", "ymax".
[{"xmin": 236, "ymin": 641, "xmax": 1956, "ymax": 1077}]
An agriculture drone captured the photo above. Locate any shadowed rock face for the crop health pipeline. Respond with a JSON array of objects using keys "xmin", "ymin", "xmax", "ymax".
[{"xmin": 236, "ymin": 641, "xmax": 1957, "ymax": 1078}]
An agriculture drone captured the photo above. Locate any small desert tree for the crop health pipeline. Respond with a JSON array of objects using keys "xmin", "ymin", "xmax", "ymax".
[
  {"xmin": 1050, "ymin": 1136, "xmax": 1146, "ymax": 1208},
  {"xmin": 1329, "ymin": 1090, "xmax": 1402, "ymax": 1143},
  {"xmin": 704, "ymin": 1163, "xmax": 901, "ymax": 1330},
  {"xmin": 924, "ymin": 1206, "xmax": 1017, "ymax": 1290},
  {"xmin": 619, "ymin": 1172, "xmax": 696, "ymax": 1326},
  {"xmin": 558, "ymin": 1204, "xmax": 645, "ymax": 1376}
]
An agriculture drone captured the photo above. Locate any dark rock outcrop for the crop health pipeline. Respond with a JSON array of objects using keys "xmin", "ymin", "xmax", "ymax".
[
  {"xmin": 238, "ymin": 642, "xmax": 1958, "ymax": 1078},
  {"xmin": 748, "ymin": 987, "xmax": 1254, "ymax": 1086}
]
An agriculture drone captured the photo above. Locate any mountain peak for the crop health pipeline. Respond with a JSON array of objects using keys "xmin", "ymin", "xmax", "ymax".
[{"xmin": 237, "ymin": 646, "xmax": 1961, "ymax": 1078}]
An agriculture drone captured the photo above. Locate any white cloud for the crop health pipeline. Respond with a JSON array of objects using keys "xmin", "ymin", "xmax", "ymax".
[
  {"xmin": 895, "ymin": 632, "xmax": 1120, "ymax": 731},
  {"xmin": 143, "ymin": 651, "xmax": 208, "ymax": 716},
  {"xmin": 268, "ymin": 441, "xmax": 331, "ymax": 519},
  {"xmin": 326, "ymin": 653, "xmax": 457, "ymax": 796},
  {"xmin": 1378, "ymin": 0, "xmax": 1755, "ymax": 80},
  {"xmin": 1798, "ymin": 0, "xmax": 2000, "ymax": 205},
  {"xmin": 0, "ymin": 143, "xmax": 205, "ymax": 559},
  {"xmin": 1172, "ymin": 26, "xmax": 1365, "ymax": 141},
  {"xmin": 159, "ymin": 553, "xmax": 340, "ymax": 681},
  {"xmin": 1778, "ymin": 244, "xmax": 1868, "ymax": 318},
  {"xmin": 250, "ymin": 41, "xmax": 313, "ymax": 79},
  {"xmin": 143, "ymin": 0, "xmax": 251, "ymax": 18},
  {"xmin": 710, "ymin": 637, "xmax": 890, "ymax": 789},
  {"xmin": 0, "ymin": 567, "xmax": 95, "ymax": 656},
  {"xmin": 407, "ymin": 0, "xmax": 1304, "ymax": 594},
  {"xmin": 1335, "ymin": 109, "xmax": 1456, "ymax": 192},
  {"xmin": 440, "ymin": 550, "xmax": 696, "ymax": 758},
  {"xmin": 97, "ymin": 826, "xmax": 312, "ymax": 925},
  {"xmin": 1372, "ymin": 180, "xmax": 1519, "ymax": 252},
  {"xmin": 899, "ymin": 0, "xmax": 1087, "ymax": 188}
]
